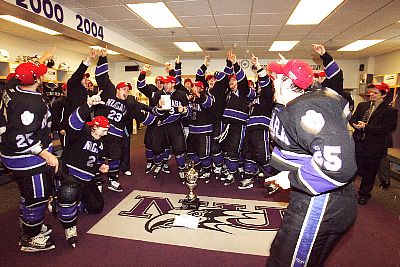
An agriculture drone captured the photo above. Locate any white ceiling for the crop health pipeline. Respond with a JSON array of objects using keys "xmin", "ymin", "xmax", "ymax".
[{"xmin": 1, "ymin": 0, "xmax": 400, "ymax": 62}]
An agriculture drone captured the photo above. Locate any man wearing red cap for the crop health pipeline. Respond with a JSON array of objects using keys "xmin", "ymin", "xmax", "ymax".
[
  {"xmin": 56, "ymin": 93, "xmax": 109, "ymax": 248},
  {"xmin": 265, "ymin": 56, "xmax": 357, "ymax": 266},
  {"xmin": 350, "ymin": 82, "xmax": 398, "ymax": 204},
  {"xmin": 151, "ymin": 73, "xmax": 190, "ymax": 182},
  {"xmin": 95, "ymin": 49, "xmax": 155, "ymax": 192},
  {"xmin": 0, "ymin": 61, "xmax": 58, "ymax": 252}
]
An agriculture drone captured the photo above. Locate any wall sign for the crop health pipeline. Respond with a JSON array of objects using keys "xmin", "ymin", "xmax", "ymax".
[{"xmin": 7, "ymin": 0, "xmax": 105, "ymax": 40}]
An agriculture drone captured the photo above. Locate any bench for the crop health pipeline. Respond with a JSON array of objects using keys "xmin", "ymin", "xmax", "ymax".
[{"xmin": 387, "ymin": 148, "xmax": 400, "ymax": 181}]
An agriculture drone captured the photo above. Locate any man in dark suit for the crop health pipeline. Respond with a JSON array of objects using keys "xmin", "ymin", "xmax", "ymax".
[{"xmin": 350, "ymin": 82, "xmax": 398, "ymax": 205}]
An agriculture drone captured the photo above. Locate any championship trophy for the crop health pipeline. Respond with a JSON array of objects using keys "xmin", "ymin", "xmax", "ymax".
[{"xmin": 181, "ymin": 164, "xmax": 200, "ymax": 210}]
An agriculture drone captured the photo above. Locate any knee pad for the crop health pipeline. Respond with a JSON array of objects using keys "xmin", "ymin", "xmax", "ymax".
[{"xmin": 57, "ymin": 182, "xmax": 80, "ymax": 204}]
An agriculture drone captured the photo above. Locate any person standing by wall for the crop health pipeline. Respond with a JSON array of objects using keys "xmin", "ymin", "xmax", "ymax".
[{"xmin": 349, "ymin": 82, "xmax": 398, "ymax": 204}]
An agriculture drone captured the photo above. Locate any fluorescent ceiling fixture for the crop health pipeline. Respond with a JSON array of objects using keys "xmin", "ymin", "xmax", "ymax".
[
  {"xmin": 337, "ymin": 40, "xmax": 385, "ymax": 51},
  {"xmin": 269, "ymin": 41, "xmax": 299, "ymax": 51},
  {"xmin": 127, "ymin": 2, "xmax": 182, "ymax": 28},
  {"xmin": 89, "ymin": 46, "xmax": 120, "ymax": 55},
  {"xmin": 0, "ymin": 15, "xmax": 61, "ymax": 35},
  {"xmin": 174, "ymin": 42, "xmax": 203, "ymax": 52},
  {"xmin": 286, "ymin": 0, "xmax": 344, "ymax": 25}
]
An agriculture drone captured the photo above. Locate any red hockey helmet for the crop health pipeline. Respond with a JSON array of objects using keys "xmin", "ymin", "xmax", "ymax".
[
  {"xmin": 184, "ymin": 78, "xmax": 193, "ymax": 87},
  {"xmin": 15, "ymin": 62, "xmax": 47, "ymax": 85},
  {"xmin": 155, "ymin": 76, "xmax": 164, "ymax": 83},
  {"xmin": 116, "ymin": 82, "xmax": 132, "ymax": 90},
  {"xmin": 163, "ymin": 75, "xmax": 176, "ymax": 84},
  {"xmin": 368, "ymin": 82, "xmax": 390, "ymax": 94},
  {"xmin": 206, "ymin": 74, "xmax": 216, "ymax": 81},
  {"xmin": 86, "ymin": 116, "xmax": 110, "ymax": 128},
  {"xmin": 193, "ymin": 81, "xmax": 204, "ymax": 89},
  {"xmin": 268, "ymin": 59, "xmax": 313, "ymax": 89}
]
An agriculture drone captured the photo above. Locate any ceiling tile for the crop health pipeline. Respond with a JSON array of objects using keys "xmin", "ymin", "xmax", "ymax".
[
  {"xmin": 275, "ymin": 33, "xmax": 308, "ymax": 41},
  {"xmin": 88, "ymin": 6, "xmax": 136, "ymax": 20},
  {"xmin": 193, "ymin": 35, "xmax": 221, "ymax": 42},
  {"xmin": 109, "ymin": 19, "xmax": 151, "ymax": 30},
  {"xmin": 251, "ymin": 13, "xmax": 289, "ymax": 26},
  {"xmin": 128, "ymin": 29, "xmax": 163, "ymax": 37},
  {"xmin": 280, "ymin": 25, "xmax": 316, "ymax": 34},
  {"xmin": 214, "ymin": 15, "xmax": 250, "ymax": 27},
  {"xmin": 186, "ymin": 27, "xmax": 219, "ymax": 35},
  {"xmin": 209, "ymin": 0, "xmax": 252, "ymax": 15},
  {"xmin": 77, "ymin": 0, "xmax": 121, "ymax": 7},
  {"xmin": 248, "ymin": 34, "xmax": 276, "ymax": 41},
  {"xmin": 73, "ymin": 8, "xmax": 107, "ymax": 22},
  {"xmin": 252, "ymin": 0, "xmax": 298, "ymax": 13},
  {"xmin": 221, "ymin": 34, "xmax": 249, "ymax": 42},
  {"xmin": 178, "ymin": 16, "xmax": 216, "ymax": 27},
  {"xmin": 157, "ymin": 27, "xmax": 191, "ymax": 37},
  {"xmin": 166, "ymin": 0, "xmax": 212, "ymax": 16},
  {"xmin": 218, "ymin": 26, "xmax": 249, "ymax": 35},
  {"xmin": 249, "ymin": 25, "xmax": 281, "ymax": 34}
]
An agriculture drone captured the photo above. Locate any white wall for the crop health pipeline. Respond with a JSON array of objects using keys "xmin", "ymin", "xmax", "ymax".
[{"xmin": 373, "ymin": 50, "xmax": 400, "ymax": 75}]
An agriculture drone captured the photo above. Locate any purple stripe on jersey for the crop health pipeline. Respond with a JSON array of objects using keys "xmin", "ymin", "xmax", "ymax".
[
  {"xmin": 299, "ymin": 160, "xmax": 341, "ymax": 193},
  {"xmin": 247, "ymin": 116, "xmax": 271, "ymax": 127},
  {"xmin": 197, "ymin": 68, "xmax": 204, "ymax": 76},
  {"xmin": 215, "ymin": 71, "xmax": 225, "ymax": 81},
  {"xmin": 108, "ymin": 125, "xmax": 123, "ymax": 138},
  {"xmin": 0, "ymin": 154, "xmax": 46, "ymax": 170},
  {"xmin": 236, "ymin": 68, "xmax": 245, "ymax": 82},
  {"xmin": 189, "ymin": 124, "xmax": 213, "ymax": 134},
  {"xmin": 69, "ymin": 108, "xmax": 84, "ymax": 130},
  {"xmin": 224, "ymin": 66, "xmax": 234, "ymax": 75},
  {"xmin": 95, "ymin": 63, "xmax": 108, "ymax": 76},
  {"xmin": 159, "ymin": 114, "xmax": 181, "ymax": 126},
  {"xmin": 137, "ymin": 79, "xmax": 146, "ymax": 88},
  {"xmin": 247, "ymin": 88, "xmax": 256, "ymax": 101},
  {"xmin": 293, "ymin": 194, "xmax": 329, "ymax": 266},
  {"xmin": 259, "ymin": 76, "xmax": 271, "ymax": 88},
  {"xmin": 201, "ymin": 94, "xmax": 213, "ymax": 109},
  {"xmin": 142, "ymin": 113, "xmax": 156, "ymax": 125},
  {"xmin": 32, "ymin": 174, "xmax": 44, "ymax": 198},
  {"xmin": 68, "ymin": 166, "xmax": 94, "ymax": 181},
  {"xmin": 223, "ymin": 109, "xmax": 249, "ymax": 122},
  {"xmin": 273, "ymin": 148, "xmax": 311, "ymax": 167},
  {"xmin": 324, "ymin": 60, "xmax": 340, "ymax": 79}
]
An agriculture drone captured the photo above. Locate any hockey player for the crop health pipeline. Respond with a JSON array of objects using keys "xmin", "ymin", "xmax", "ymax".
[
  {"xmin": 219, "ymin": 51, "xmax": 250, "ymax": 186},
  {"xmin": 186, "ymin": 81, "xmax": 215, "ymax": 183},
  {"xmin": 0, "ymin": 62, "xmax": 58, "ymax": 252},
  {"xmin": 265, "ymin": 58, "xmax": 357, "ymax": 266},
  {"xmin": 196, "ymin": 55, "xmax": 229, "ymax": 180},
  {"xmin": 238, "ymin": 54, "xmax": 275, "ymax": 190},
  {"xmin": 57, "ymin": 93, "xmax": 109, "ymax": 248},
  {"xmin": 151, "ymin": 75, "xmax": 190, "ymax": 183},
  {"xmin": 64, "ymin": 49, "xmax": 98, "ymax": 133},
  {"xmin": 137, "ymin": 65, "xmax": 170, "ymax": 174},
  {"xmin": 95, "ymin": 49, "xmax": 155, "ymax": 192}
]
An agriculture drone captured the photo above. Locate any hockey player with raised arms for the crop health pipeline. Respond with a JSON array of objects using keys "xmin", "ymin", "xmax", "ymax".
[
  {"xmin": 95, "ymin": 48, "xmax": 156, "ymax": 192},
  {"xmin": 57, "ymin": 93, "xmax": 109, "ymax": 248},
  {"xmin": 265, "ymin": 54, "xmax": 357, "ymax": 266}
]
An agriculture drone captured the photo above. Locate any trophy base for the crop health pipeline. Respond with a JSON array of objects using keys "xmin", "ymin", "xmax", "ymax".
[{"xmin": 181, "ymin": 197, "xmax": 200, "ymax": 210}]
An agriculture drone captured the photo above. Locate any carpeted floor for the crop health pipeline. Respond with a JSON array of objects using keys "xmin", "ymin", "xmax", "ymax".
[{"xmin": 0, "ymin": 129, "xmax": 399, "ymax": 267}]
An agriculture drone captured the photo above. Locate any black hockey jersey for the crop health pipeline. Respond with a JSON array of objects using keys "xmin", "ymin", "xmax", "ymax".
[
  {"xmin": 0, "ymin": 87, "xmax": 52, "ymax": 174},
  {"xmin": 63, "ymin": 103, "xmax": 103, "ymax": 181},
  {"xmin": 188, "ymin": 90, "xmax": 214, "ymax": 134},
  {"xmin": 152, "ymin": 89, "xmax": 190, "ymax": 126},
  {"xmin": 95, "ymin": 56, "xmax": 156, "ymax": 138},
  {"xmin": 223, "ymin": 62, "xmax": 250, "ymax": 125},
  {"xmin": 247, "ymin": 69, "xmax": 274, "ymax": 130},
  {"xmin": 269, "ymin": 88, "xmax": 356, "ymax": 195}
]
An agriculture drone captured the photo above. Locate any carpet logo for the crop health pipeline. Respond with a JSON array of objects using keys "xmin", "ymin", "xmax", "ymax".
[{"xmin": 88, "ymin": 190, "xmax": 288, "ymax": 256}]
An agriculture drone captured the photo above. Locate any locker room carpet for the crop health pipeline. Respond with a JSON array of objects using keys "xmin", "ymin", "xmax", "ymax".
[{"xmin": 0, "ymin": 148, "xmax": 399, "ymax": 266}]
